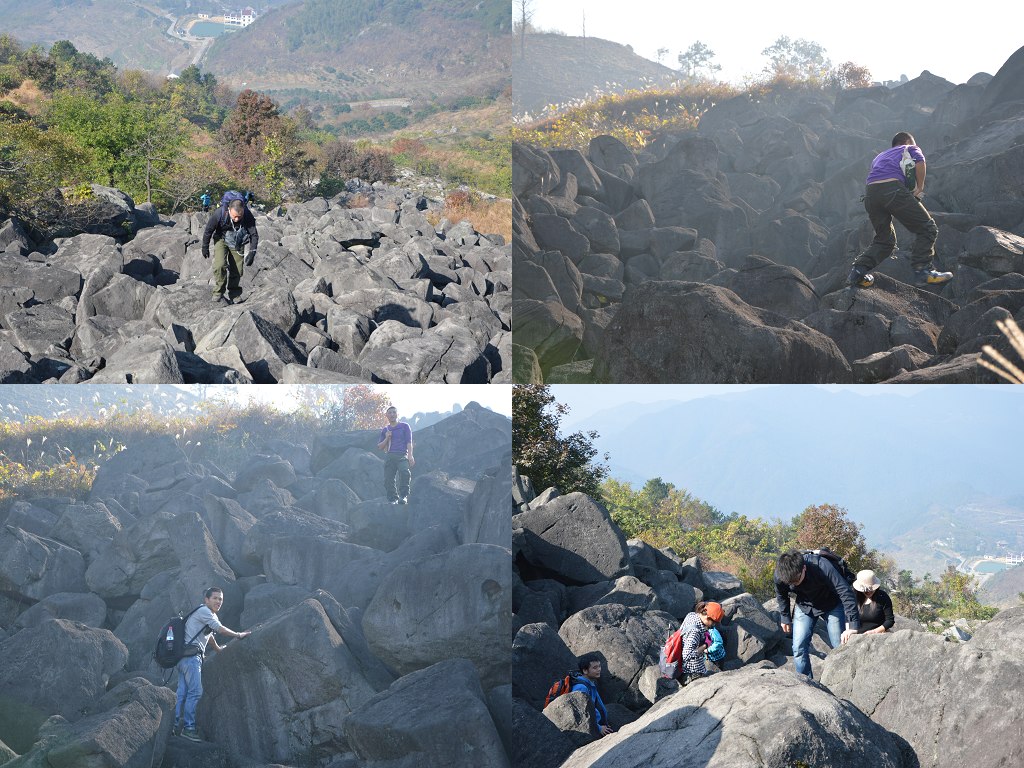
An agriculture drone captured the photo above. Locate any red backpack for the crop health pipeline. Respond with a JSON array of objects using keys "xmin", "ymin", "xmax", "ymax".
[
  {"xmin": 544, "ymin": 674, "xmax": 576, "ymax": 707},
  {"xmin": 659, "ymin": 628, "xmax": 683, "ymax": 678}
]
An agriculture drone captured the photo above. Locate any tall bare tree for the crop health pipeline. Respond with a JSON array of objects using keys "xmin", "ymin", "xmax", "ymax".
[{"xmin": 515, "ymin": 0, "xmax": 534, "ymax": 59}]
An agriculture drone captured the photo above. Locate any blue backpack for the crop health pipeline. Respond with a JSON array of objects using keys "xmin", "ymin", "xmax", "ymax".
[{"xmin": 218, "ymin": 190, "xmax": 249, "ymax": 224}]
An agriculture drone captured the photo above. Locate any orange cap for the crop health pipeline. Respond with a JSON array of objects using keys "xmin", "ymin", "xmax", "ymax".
[{"xmin": 704, "ymin": 602, "xmax": 724, "ymax": 622}]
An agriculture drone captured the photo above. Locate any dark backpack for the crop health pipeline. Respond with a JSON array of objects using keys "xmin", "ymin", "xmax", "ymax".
[
  {"xmin": 544, "ymin": 674, "xmax": 577, "ymax": 707},
  {"xmin": 153, "ymin": 607, "xmax": 207, "ymax": 669},
  {"xmin": 803, "ymin": 547, "xmax": 857, "ymax": 585},
  {"xmin": 218, "ymin": 190, "xmax": 249, "ymax": 224}
]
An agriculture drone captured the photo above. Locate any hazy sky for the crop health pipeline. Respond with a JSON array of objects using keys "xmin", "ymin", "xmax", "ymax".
[
  {"xmin": 204, "ymin": 385, "xmax": 511, "ymax": 417},
  {"xmin": 523, "ymin": 0, "xmax": 1021, "ymax": 86},
  {"xmin": 553, "ymin": 384, "xmax": 930, "ymax": 428}
]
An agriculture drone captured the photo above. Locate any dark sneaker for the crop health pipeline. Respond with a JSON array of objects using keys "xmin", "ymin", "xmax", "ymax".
[
  {"xmin": 846, "ymin": 266, "xmax": 874, "ymax": 288},
  {"xmin": 389, "ymin": 499, "xmax": 400, "ymax": 505},
  {"xmin": 914, "ymin": 267, "xmax": 953, "ymax": 286},
  {"xmin": 181, "ymin": 728, "xmax": 202, "ymax": 742},
  {"xmin": 172, "ymin": 721, "xmax": 182, "ymax": 737},
  {"xmin": 399, "ymin": 497, "xmax": 409, "ymax": 505},
  {"xmin": 214, "ymin": 294, "xmax": 229, "ymax": 305}
]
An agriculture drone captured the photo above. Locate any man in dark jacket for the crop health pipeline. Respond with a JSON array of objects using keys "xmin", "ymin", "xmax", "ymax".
[
  {"xmin": 775, "ymin": 550, "xmax": 860, "ymax": 679},
  {"xmin": 570, "ymin": 653, "xmax": 613, "ymax": 737},
  {"xmin": 202, "ymin": 198, "xmax": 259, "ymax": 304}
]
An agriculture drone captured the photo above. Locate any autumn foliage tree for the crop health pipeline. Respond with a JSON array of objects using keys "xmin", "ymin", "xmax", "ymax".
[
  {"xmin": 295, "ymin": 385, "xmax": 392, "ymax": 431},
  {"xmin": 791, "ymin": 502, "xmax": 890, "ymax": 577}
]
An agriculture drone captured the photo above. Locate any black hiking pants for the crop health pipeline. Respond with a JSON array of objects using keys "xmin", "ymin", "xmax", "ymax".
[
  {"xmin": 854, "ymin": 181, "xmax": 938, "ymax": 271},
  {"xmin": 384, "ymin": 454, "xmax": 410, "ymax": 502}
]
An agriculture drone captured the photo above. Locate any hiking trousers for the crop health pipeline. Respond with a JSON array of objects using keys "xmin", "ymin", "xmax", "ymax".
[
  {"xmin": 213, "ymin": 239, "xmax": 244, "ymax": 298},
  {"xmin": 854, "ymin": 181, "xmax": 938, "ymax": 271},
  {"xmin": 384, "ymin": 454, "xmax": 411, "ymax": 502}
]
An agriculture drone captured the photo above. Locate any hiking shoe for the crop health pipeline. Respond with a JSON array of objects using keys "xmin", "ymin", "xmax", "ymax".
[
  {"xmin": 180, "ymin": 728, "xmax": 202, "ymax": 742},
  {"xmin": 846, "ymin": 266, "xmax": 874, "ymax": 288},
  {"xmin": 389, "ymin": 499, "xmax": 400, "ymax": 505},
  {"xmin": 399, "ymin": 496, "xmax": 409, "ymax": 505},
  {"xmin": 214, "ymin": 294, "xmax": 229, "ymax": 305},
  {"xmin": 172, "ymin": 721, "xmax": 182, "ymax": 737},
  {"xmin": 914, "ymin": 267, "xmax": 953, "ymax": 286}
]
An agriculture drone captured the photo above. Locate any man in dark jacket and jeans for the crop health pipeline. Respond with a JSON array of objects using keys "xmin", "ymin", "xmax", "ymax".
[
  {"xmin": 775, "ymin": 550, "xmax": 860, "ymax": 679},
  {"xmin": 202, "ymin": 198, "xmax": 259, "ymax": 304}
]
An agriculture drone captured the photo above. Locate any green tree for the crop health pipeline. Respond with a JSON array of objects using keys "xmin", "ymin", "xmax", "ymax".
[
  {"xmin": 512, "ymin": 384, "xmax": 608, "ymax": 497},
  {"xmin": 678, "ymin": 41, "xmax": 721, "ymax": 80},
  {"xmin": 44, "ymin": 92, "xmax": 186, "ymax": 204},
  {"xmin": 761, "ymin": 36, "xmax": 831, "ymax": 82},
  {"xmin": 0, "ymin": 119, "xmax": 85, "ymax": 223}
]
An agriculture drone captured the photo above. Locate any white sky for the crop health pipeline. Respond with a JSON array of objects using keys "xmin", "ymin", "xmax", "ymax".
[
  {"xmin": 552, "ymin": 384, "xmax": 929, "ymax": 425},
  {"xmin": 524, "ymin": 0, "xmax": 1022, "ymax": 86},
  {"xmin": 196, "ymin": 385, "xmax": 511, "ymax": 418}
]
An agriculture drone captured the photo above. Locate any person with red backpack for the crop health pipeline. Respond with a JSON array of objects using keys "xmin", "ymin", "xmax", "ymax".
[
  {"xmin": 676, "ymin": 601, "xmax": 724, "ymax": 684},
  {"xmin": 201, "ymin": 192, "xmax": 260, "ymax": 304}
]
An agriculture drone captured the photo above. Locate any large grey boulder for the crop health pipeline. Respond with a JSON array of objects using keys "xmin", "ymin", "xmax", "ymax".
[
  {"xmin": 0, "ymin": 526, "xmax": 87, "ymax": 601},
  {"xmin": 199, "ymin": 595, "xmax": 392, "ymax": 764},
  {"xmin": 13, "ymin": 591, "xmax": 108, "ymax": 630},
  {"xmin": 513, "ymin": 492, "xmax": 632, "ymax": 585},
  {"xmin": 362, "ymin": 543, "xmax": 511, "ymax": 688},
  {"xmin": 559, "ymin": 665, "xmax": 913, "ymax": 767},
  {"xmin": 512, "ymin": 622, "xmax": 578, "ymax": 711},
  {"xmin": 3, "ymin": 677, "xmax": 175, "ymax": 768},
  {"xmin": 593, "ymin": 282, "xmax": 852, "ymax": 383},
  {"xmin": 343, "ymin": 658, "xmax": 510, "ymax": 768},
  {"xmin": 821, "ymin": 611, "xmax": 1024, "ymax": 768},
  {"xmin": 0, "ymin": 619, "xmax": 129, "ymax": 753},
  {"xmin": 557, "ymin": 604, "xmax": 675, "ymax": 708},
  {"xmin": 511, "ymin": 697, "xmax": 578, "ymax": 768}
]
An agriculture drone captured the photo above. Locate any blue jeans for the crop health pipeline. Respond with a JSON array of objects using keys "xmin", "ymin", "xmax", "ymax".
[
  {"xmin": 792, "ymin": 603, "xmax": 845, "ymax": 678},
  {"xmin": 175, "ymin": 654, "xmax": 203, "ymax": 729}
]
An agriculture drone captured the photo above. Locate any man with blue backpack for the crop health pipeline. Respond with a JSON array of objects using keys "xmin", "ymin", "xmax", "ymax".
[{"xmin": 201, "ymin": 191, "xmax": 260, "ymax": 304}]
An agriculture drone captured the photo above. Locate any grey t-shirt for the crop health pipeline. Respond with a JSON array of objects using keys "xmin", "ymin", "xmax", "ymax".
[{"xmin": 184, "ymin": 604, "xmax": 223, "ymax": 653}]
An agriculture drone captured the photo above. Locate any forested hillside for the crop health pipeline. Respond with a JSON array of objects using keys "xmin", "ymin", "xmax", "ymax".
[{"xmin": 0, "ymin": 34, "xmax": 509, "ymax": 238}]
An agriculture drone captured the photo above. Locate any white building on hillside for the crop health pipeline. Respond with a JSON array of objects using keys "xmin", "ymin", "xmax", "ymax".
[{"xmin": 224, "ymin": 7, "xmax": 257, "ymax": 27}]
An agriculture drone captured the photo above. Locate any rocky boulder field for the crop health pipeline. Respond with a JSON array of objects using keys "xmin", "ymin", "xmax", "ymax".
[
  {"xmin": 0, "ymin": 403, "xmax": 513, "ymax": 768},
  {"xmin": 511, "ymin": 470, "xmax": 1019, "ymax": 767},
  {"xmin": 0, "ymin": 181, "xmax": 511, "ymax": 384},
  {"xmin": 513, "ymin": 45, "xmax": 1024, "ymax": 383}
]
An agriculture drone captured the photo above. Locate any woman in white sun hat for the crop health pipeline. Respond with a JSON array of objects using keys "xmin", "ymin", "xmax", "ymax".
[{"xmin": 853, "ymin": 569, "xmax": 895, "ymax": 635}]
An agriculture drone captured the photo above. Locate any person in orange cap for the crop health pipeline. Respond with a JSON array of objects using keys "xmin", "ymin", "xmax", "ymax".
[{"xmin": 677, "ymin": 601, "xmax": 724, "ymax": 685}]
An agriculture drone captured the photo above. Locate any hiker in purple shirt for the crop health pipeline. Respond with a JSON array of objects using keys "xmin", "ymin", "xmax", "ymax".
[
  {"xmin": 846, "ymin": 131, "xmax": 952, "ymax": 289},
  {"xmin": 377, "ymin": 406, "xmax": 414, "ymax": 504}
]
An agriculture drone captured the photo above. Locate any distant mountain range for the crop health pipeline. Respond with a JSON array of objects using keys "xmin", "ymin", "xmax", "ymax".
[
  {"xmin": 204, "ymin": 0, "xmax": 510, "ymax": 104},
  {"xmin": 563, "ymin": 386, "xmax": 1024, "ymax": 577},
  {"xmin": 513, "ymin": 31, "xmax": 678, "ymax": 117},
  {"xmin": 0, "ymin": 0, "xmax": 510, "ymax": 134}
]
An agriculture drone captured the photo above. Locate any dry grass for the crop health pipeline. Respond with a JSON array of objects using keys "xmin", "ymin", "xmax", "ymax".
[
  {"xmin": 3, "ymin": 79, "xmax": 47, "ymax": 114},
  {"xmin": 428, "ymin": 190, "xmax": 511, "ymax": 242}
]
